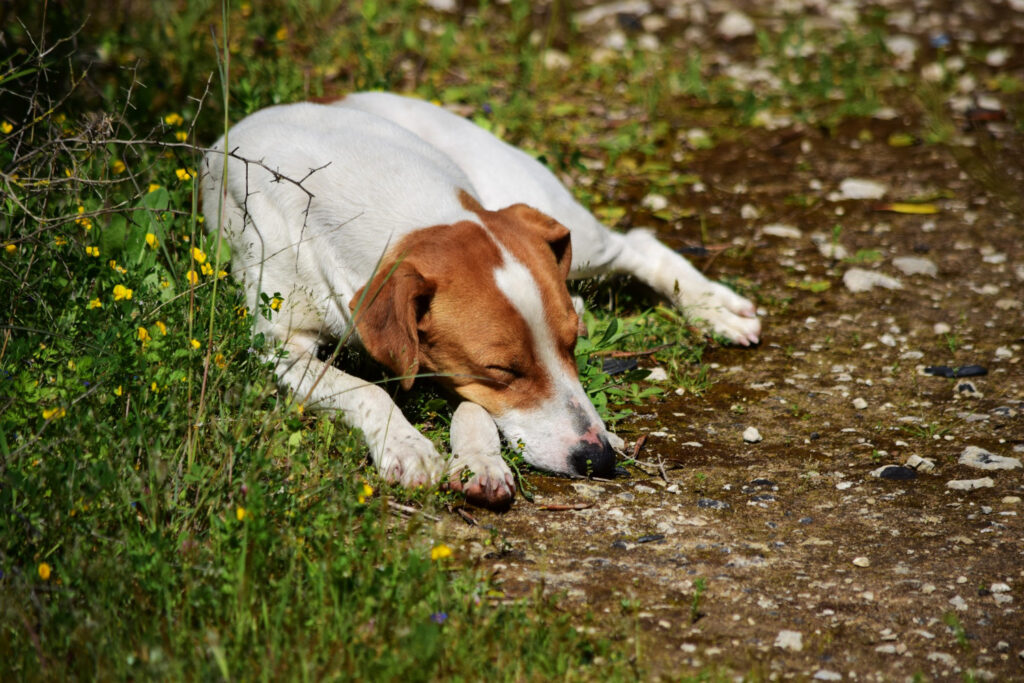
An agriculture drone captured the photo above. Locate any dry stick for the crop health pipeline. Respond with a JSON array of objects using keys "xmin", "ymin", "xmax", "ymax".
[
  {"xmin": 455, "ymin": 508, "xmax": 479, "ymax": 526},
  {"xmin": 388, "ymin": 501, "xmax": 441, "ymax": 522},
  {"xmin": 593, "ymin": 343, "xmax": 674, "ymax": 358},
  {"xmin": 537, "ymin": 503, "xmax": 594, "ymax": 511}
]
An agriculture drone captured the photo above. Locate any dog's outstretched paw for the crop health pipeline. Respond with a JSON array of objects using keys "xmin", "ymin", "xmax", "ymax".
[
  {"xmin": 445, "ymin": 401, "xmax": 515, "ymax": 509},
  {"xmin": 680, "ymin": 283, "xmax": 761, "ymax": 346}
]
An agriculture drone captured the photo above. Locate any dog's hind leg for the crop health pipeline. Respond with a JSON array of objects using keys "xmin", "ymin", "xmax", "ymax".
[{"xmin": 600, "ymin": 228, "xmax": 761, "ymax": 346}]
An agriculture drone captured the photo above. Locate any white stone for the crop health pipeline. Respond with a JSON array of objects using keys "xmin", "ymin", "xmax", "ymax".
[
  {"xmin": 933, "ymin": 322, "xmax": 952, "ymax": 335},
  {"xmin": 995, "ymin": 346, "xmax": 1013, "ymax": 359},
  {"xmin": 958, "ymin": 446, "xmax": 1021, "ymax": 471},
  {"xmin": 948, "ymin": 595, "xmax": 968, "ymax": 611},
  {"xmin": 743, "ymin": 427, "xmax": 763, "ymax": 443},
  {"xmin": 774, "ymin": 630, "xmax": 803, "ymax": 652},
  {"xmin": 717, "ymin": 11, "xmax": 755, "ymax": 40},
  {"xmin": 853, "ymin": 397, "xmax": 868, "ymax": 410},
  {"xmin": 641, "ymin": 193, "xmax": 669, "ymax": 212},
  {"xmin": 946, "ymin": 477, "xmax": 995, "ymax": 491},
  {"xmin": 813, "ymin": 671, "xmax": 842, "ymax": 682},
  {"xmin": 990, "ymin": 582, "xmax": 1011, "ymax": 593},
  {"xmin": 542, "ymin": 49, "xmax": 571, "ymax": 70},
  {"xmin": 839, "ymin": 178, "xmax": 887, "ymax": 200},
  {"xmin": 574, "ymin": 0, "xmax": 651, "ymax": 27},
  {"xmin": 986, "ymin": 48, "xmax": 1009, "ymax": 68},
  {"xmin": 852, "ymin": 556, "xmax": 870, "ymax": 567},
  {"xmin": 843, "ymin": 268, "xmax": 903, "ymax": 293},
  {"xmin": 761, "ymin": 223, "xmax": 802, "ymax": 239},
  {"xmin": 892, "ymin": 256, "xmax": 938, "ymax": 277},
  {"xmin": 646, "ymin": 367, "xmax": 669, "ymax": 382},
  {"xmin": 928, "ymin": 652, "xmax": 957, "ymax": 667},
  {"xmin": 905, "ymin": 455, "xmax": 936, "ymax": 473},
  {"xmin": 423, "ymin": 0, "xmax": 457, "ymax": 11}
]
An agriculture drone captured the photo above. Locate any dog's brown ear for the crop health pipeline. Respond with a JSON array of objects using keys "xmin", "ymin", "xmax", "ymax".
[
  {"xmin": 502, "ymin": 204, "xmax": 573, "ymax": 280},
  {"xmin": 351, "ymin": 258, "xmax": 434, "ymax": 390}
]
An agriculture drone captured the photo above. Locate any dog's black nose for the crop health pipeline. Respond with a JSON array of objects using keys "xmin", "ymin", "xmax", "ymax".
[{"xmin": 569, "ymin": 438, "xmax": 616, "ymax": 478}]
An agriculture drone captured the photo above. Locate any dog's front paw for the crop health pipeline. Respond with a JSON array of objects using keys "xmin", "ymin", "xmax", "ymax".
[
  {"xmin": 678, "ymin": 283, "xmax": 761, "ymax": 346},
  {"xmin": 444, "ymin": 453, "xmax": 516, "ymax": 509},
  {"xmin": 444, "ymin": 401, "xmax": 514, "ymax": 509},
  {"xmin": 376, "ymin": 430, "xmax": 444, "ymax": 488}
]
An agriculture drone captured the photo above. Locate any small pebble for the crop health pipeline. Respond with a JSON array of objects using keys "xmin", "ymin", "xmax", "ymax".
[
  {"xmin": 871, "ymin": 465, "xmax": 916, "ymax": 480},
  {"xmin": 852, "ymin": 556, "xmax": 871, "ymax": 567},
  {"xmin": 853, "ymin": 397, "xmax": 868, "ymax": 410},
  {"xmin": 697, "ymin": 498, "xmax": 730, "ymax": 510},
  {"xmin": 844, "ymin": 268, "xmax": 902, "ymax": 293},
  {"xmin": 905, "ymin": 454, "xmax": 936, "ymax": 473},
  {"xmin": 839, "ymin": 177, "xmax": 887, "ymax": 199},
  {"xmin": 716, "ymin": 10, "xmax": 755, "ymax": 39},
  {"xmin": 958, "ymin": 446, "xmax": 1021, "ymax": 471},
  {"xmin": 892, "ymin": 256, "xmax": 938, "ymax": 277},
  {"xmin": 946, "ymin": 477, "xmax": 995, "ymax": 491},
  {"xmin": 743, "ymin": 427, "xmax": 763, "ymax": 443},
  {"xmin": 774, "ymin": 630, "xmax": 803, "ymax": 652},
  {"xmin": 813, "ymin": 670, "xmax": 842, "ymax": 681}
]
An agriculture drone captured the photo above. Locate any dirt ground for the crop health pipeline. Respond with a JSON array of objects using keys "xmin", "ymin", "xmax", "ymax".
[{"xmin": 437, "ymin": 3, "xmax": 1024, "ymax": 680}]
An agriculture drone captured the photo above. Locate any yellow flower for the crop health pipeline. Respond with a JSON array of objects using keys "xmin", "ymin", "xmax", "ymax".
[
  {"xmin": 160, "ymin": 280, "xmax": 170, "ymax": 288},
  {"xmin": 108, "ymin": 259, "xmax": 126, "ymax": 274},
  {"xmin": 112, "ymin": 159, "xmax": 126, "ymax": 174},
  {"xmin": 1, "ymin": 121, "xmax": 13, "ymax": 134},
  {"xmin": 114, "ymin": 385, "xmax": 123, "ymax": 397},
  {"xmin": 236, "ymin": 506, "xmax": 247, "ymax": 521},
  {"xmin": 54, "ymin": 235, "xmax": 67, "ymax": 246},
  {"xmin": 175, "ymin": 168, "xmax": 194, "ymax": 181},
  {"xmin": 4, "ymin": 243, "xmax": 16, "ymax": 254},
  {"xmin": 155, "ymin": 320, "xmax": 167, "ymax": 335},
  {"xmin": 87, "ymin": 298, "xmax": 102, "ymax": 309},
  {"xmin": 148, "ymin": 183, "xmax": 161, "ymax": 193},
  {"xmin": 241, "ymin": 2, "xmax": 252, "ymax": 17},
  {"xmin": 214, "ymin": 353, "xmax": 227, "ymax": 369},
  {"xmin": 145, "ymin": 233, "xmax": 159, "ymax": 249},
  {"xmin": 430, "ymin": 544, "xmax": 453, "ymax": 561},
  {"xmin": 38, "ymin": 562, "xmax": 51, "ymax": 580},
  {"xmin": 200, "ymin": 262, "xmax": 213, "ymax": 276},
  {"xmin": 217, "ymin": 269, "xmax": 228, "ymax": 279},
  {"xmin": 190, "ymin": 338, "xmax": 201, "ymax": 350},
  {"xmin": 186, "ymin": 270, "xmax": 198, "ymax": 286},
  {"xmin": 357, "ymin": 482, "xmax": 374, "ymax": 504},
  {"xmin": 191, "ymin": 247, "xmax": 207, "ymax": 264},
  {"xmin": 113, "ymin": 284, "xmax": 133, "ymax": 301},
  {"xmin": 137, "ymin": 326, "xmax": 151, "ymax": 344},
  {"xmin": 275, "ymin": 26, "xmax": 289, "ymax": 41},
  {"xmin": 164, "ymin": 113, "xmax": 184, "ymax": 126},
  {"xmin": 86, "ymin": 245, "xmax": 99, "ymax": 257},
  {"xmin": 269, "ymin": 296, "xmax": 283, "ymax": 311},
  {"xmin": 175, "ymin": 131, "xmax": 188, "ymax": 142},
  {"xmin": 42, "ymin": 407, "xmax": 66, "ymax": 420},
  {"xmin": 150, "ymin": 381, "xmax": 158, "ymax": 392},
  {"xmin": 75, "ymin": 206, "xmax": 93, "ymax": 230}
]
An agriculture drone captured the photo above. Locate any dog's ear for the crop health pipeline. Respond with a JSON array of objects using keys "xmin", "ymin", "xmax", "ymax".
[
  {"xmin": 351, "ymin": 258, "xmax": 434, "ymax": 391},
  {"xmin": 502, "ymin": 204, "xmax": 573, "ymax": 280}
]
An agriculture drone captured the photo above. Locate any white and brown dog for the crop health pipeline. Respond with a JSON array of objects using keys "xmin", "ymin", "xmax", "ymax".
[{"xmin": 201, "ymin": 92, "xmax": 760, "ymax": 507}]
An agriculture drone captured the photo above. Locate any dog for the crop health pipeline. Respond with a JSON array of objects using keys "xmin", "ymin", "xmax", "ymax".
[{"xmin": 201, "ymin": 92, "xmax": 760, "ymax": 508}]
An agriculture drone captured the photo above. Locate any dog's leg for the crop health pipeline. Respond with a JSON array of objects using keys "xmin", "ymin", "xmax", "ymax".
[
  {"xmin": 445, "ymin": 401, "xmax": 515, "ymax": 508},
  {"xmin": 274, "ymin": 334, "xmax": 443, "ymax": 487},
  {"xmin": 601, "ymin": 229, "xmax": 761, "ymax": 345}
]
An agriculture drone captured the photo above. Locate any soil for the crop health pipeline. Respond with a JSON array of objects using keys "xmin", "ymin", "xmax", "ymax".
[{"xmin": 437, "ymin": 3, "xmax": 1024, "ymax": 679}]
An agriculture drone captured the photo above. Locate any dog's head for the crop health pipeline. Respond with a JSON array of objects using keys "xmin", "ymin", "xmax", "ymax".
[{"xmin": 351, "ymin": 197, "xmax": 615, "ymax": 477}]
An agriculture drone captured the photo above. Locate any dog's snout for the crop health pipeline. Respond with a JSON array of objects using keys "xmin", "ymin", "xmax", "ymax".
[{"xmin": 569, "ymin": 438, "xmax": 616, "ymax": 478}]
